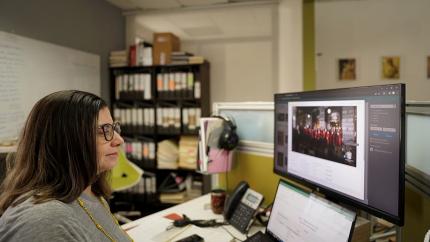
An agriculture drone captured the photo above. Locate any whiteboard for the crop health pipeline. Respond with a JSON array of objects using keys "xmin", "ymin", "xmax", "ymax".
[{"xmin": 0, "ymin": 31, "xmax": 100, "ymax": 143}]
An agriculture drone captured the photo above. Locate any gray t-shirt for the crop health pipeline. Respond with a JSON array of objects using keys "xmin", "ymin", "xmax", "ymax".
[{"xmin": 0, "ymin": 193, "xmax": 131, "ymax": 242}]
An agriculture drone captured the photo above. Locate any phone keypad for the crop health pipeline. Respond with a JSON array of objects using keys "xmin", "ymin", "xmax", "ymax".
[{"xmin": 230, "ymin": 203, "xmax": 255, "ymax": 233}]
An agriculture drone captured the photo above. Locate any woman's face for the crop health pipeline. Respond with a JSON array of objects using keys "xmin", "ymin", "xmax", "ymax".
[{"xmin": 96, "ymin": 107, "xmax": 124, "ymax": 173}]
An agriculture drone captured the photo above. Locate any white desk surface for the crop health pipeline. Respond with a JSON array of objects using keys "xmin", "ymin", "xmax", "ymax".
[{"xmin": 122, "ymin": 194, "xmax": 264, "ymax": 242}]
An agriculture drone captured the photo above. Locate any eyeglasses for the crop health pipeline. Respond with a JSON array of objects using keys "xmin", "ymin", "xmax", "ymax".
[{"xmin": 98, "ymin": 122, "xmax": 121, "ymax": 141}]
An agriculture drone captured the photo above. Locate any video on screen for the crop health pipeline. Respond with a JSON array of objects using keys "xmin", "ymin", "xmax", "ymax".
[{"xmin": 291, "ymin": 106, "xmax": 358, "ymax": 167}]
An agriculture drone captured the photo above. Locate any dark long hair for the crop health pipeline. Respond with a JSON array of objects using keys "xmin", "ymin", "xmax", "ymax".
[{"xmin": 0, "ymin": 90, "xmax": 111, "ymax": 214}]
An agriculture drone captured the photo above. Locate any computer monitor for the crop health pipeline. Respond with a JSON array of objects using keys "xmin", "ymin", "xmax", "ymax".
[{"xmin": 273, "ymin": 84, "xmax": 405, "ymax": 226}]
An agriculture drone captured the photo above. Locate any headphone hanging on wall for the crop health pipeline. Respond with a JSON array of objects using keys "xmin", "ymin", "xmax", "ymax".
[{"xmin": 212, "ymin": 115, "xmax": 239, "ymax": 151}]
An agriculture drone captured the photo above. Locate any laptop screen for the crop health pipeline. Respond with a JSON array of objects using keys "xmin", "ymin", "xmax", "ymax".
[{"xmin": 266, "ymin": 180, "xmax": 356, "ymax": 242}]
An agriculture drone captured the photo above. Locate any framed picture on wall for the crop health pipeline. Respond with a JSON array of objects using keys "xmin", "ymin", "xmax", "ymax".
[
  {"xmin": 381, "ymin": 56, "xmax": 400, "ymax": 80},
  {"xmin": 338, "ymin": 58, "xmax": 357, "ymax": 81},
  {"xmin": 427, "ymin": 56, "xmax": 430, "ymax": 79}
]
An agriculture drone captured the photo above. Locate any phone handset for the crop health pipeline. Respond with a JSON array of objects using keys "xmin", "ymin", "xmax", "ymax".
[
  {"xmin": 223, "ymin": 181, "xmax": 264, "ymax": 233},
  {"xmin": 224, "ymin": 181, "xmax": 249, "ymax": 220}
]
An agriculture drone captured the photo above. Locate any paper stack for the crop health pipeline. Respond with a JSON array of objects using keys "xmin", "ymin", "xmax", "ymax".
[
  {"xmin": 178, "ymin": 136, "xmax": 199, "ymax": 169},
  {"xmin": 171, "ymin": 51, "xmax": 193, "ymax": 65},
  {"xmin": 157, "ymin": 139, "xmax": 179, "ymax": 169}
]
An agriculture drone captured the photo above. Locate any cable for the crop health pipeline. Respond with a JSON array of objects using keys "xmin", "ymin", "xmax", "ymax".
[
  {"xmin": 220, "ymin": 225, "xmax": 244, "ymax": 242},
  {"xmin": 172, "ymin": 214, "xmax": 228, "ymax": 228}
]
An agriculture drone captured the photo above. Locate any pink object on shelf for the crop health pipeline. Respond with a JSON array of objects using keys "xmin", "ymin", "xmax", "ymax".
[{"xmin": 207, "ymin": 148, "xmax": 233, "ymax": 174}]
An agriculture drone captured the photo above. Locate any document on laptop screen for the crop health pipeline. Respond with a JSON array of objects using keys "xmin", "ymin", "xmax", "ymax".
[{"xmin": 267, "ymin": 182, "xmax": 356, "ymax": 242}]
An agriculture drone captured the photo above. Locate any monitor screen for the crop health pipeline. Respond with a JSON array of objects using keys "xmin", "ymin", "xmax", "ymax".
[
  {"xmin": 267, "ymin": 179, "xmax": 356, "ymax": 242},
  {"xmin": 274, "ymin": 84, "xmax": 405, "ymax": 225}
]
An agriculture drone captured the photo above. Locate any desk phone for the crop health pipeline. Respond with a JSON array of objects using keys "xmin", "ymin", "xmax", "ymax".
[{"xmin": 223, "ymin": 181, "xmax": 264, "ymax": 233}]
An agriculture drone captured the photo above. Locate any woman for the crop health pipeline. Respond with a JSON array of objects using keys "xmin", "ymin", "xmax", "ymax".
[{"xmin": 0, "ymin": 90, "xmax": 133, "ymax": 242}]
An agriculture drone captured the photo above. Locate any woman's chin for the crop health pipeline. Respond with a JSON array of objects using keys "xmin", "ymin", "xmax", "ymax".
[{"xmin": 100, "ymin": 156, "xmax": 119, "ymax": 172}]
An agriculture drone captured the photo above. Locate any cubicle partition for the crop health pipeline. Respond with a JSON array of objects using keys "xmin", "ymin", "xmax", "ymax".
[{"xmin": 406, "ymin": 102, "xmax": 430, "ymax": 198}]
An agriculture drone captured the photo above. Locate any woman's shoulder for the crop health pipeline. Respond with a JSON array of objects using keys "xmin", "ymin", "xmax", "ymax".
[
  {"xmin": 12, "ymin": 197, "xmax": 75, "ymax": 219},
  {"xmin": 2, "ymin": 198, "xmax": 74, "ymax": 223},
  {"xmin": 0, "ymin": 198, "xmax": 91, "ymax": 241}
]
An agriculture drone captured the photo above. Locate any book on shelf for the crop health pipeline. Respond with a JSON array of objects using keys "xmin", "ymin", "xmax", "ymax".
[
  {"xmin": 159, "ymin": 191, "xmax": 187, "ymax": 204},
  {"xmin": 109, "ymin": 49, "xmax": 128, "ymax": 67},
  {"xmin": 170, "ymin": 51, "xmax": 195, "ymax": 65},
  {"xmin": 171, "ymin": 51, "xmax": 193, "ymax": 56},
  {"xmin": 171, "ymin": 56, "xmax": 191, "ymax": 61},
  {"xmin": 128, "ymin": 42, "xmax": 153, "ymax": 67},
  {"xmin": 189, "ymin": 56, "xmax": 205, "ymax": 64},
  {"xmin": 170, "ymin": 60, "xmax": 189, "ymax": 65},
  {"xmin": 129, "ymin": 45, "xmax": 137, "ymax": 66},
  {"xmin": 110, "ymin": 50, "xmax": 127, "ymax": 56}
]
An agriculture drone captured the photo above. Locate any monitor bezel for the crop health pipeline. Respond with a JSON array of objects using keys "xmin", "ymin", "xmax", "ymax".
[{"xmin": 273, "ymin": 84, "xmax": 405, "ymax": 226}]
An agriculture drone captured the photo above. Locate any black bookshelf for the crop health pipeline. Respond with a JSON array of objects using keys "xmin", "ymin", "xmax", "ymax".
[{"xmin": 109, "ymin": 62, "xmax": 211, "ymax": 216}]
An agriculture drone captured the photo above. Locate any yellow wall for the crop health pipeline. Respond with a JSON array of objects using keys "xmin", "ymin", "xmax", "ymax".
[
  {"xmin": 218, "ymin": 152, "xmax": 309, "ymax": 207},
  {"xmin": 218, "ymin": 152, "xmax": 279, "ymax": 206}
]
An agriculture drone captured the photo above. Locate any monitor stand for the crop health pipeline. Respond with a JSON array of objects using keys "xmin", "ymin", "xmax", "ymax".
[{"xmin": 369, "ymin": 216, "xmax": 402, "ymax": 242}]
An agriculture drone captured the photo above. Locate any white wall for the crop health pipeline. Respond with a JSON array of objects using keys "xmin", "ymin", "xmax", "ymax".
[
  {"xmin": 315, "ymin": 0, "xmax": 430, "ymax": 101},
  {"xmin": 183, "ymin": 38, "xmax": 275, "ymax": 103},
  {"xmin": 278, "ymin": 0, "xmax": 303, "ymax": 93},
  {"xmin": 179, "ymin": 4, "xmax": 279, "ymax": 104},
  {"xmin": 125, "ymin": 1, "xmax": 305, "ymax": 106}
]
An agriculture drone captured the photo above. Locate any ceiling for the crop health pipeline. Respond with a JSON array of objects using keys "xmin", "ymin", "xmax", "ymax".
[{"xmin": 105, "ymin": 0, "xmax": 278, "ymax": 40}]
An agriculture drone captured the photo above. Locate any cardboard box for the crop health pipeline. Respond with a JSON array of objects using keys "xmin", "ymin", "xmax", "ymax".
[
  {"xmin": 153, "ymin": 32, "xmax": 180, "ymax": 65},
  {"xmin": 352, "ymin": 216, "xmax": 371, "ymax": 242}
]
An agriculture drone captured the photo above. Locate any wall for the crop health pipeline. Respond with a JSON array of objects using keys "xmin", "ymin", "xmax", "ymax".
[
  {"xmin": 126, "ymin": 1, "xmax": 305, "ymax": 104},
  {"xmin": 214, "ymin": 0, "xmax": 305, "ymax": 203},
  {"xmin": 315, "ymin": 0, "xmax": 430, "ymax": 101},
  {"xmin": 277, "ymin": 0, "xmax": 304, "ymax": 93},
  {"xmin": 0, "ymin": 0, "xmax": 125, "ymax": 102},
  {"xmin": 183, "ymin": 38, "xmax": 276, "ymax": 103},
  {"xmin": 303, "ymin": 0, "xmax": 315, "ymax": 91},
  {"xmin": 179, "ymin": 3, "xmax": 279, "ymax": 103},
  {"xmin": 315, "ymin": 0, "xmax": 430, "ymax": 239}
]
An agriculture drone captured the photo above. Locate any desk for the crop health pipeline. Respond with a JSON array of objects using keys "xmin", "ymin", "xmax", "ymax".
[{"xmin": 122, "ymin": 194, "xmax": 263, "ymax": 242}]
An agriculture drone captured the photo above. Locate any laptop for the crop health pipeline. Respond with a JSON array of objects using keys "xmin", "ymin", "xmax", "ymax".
[{"xmin": 245, "ymin": 180, "xmax": 357, "ymax": 242}]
